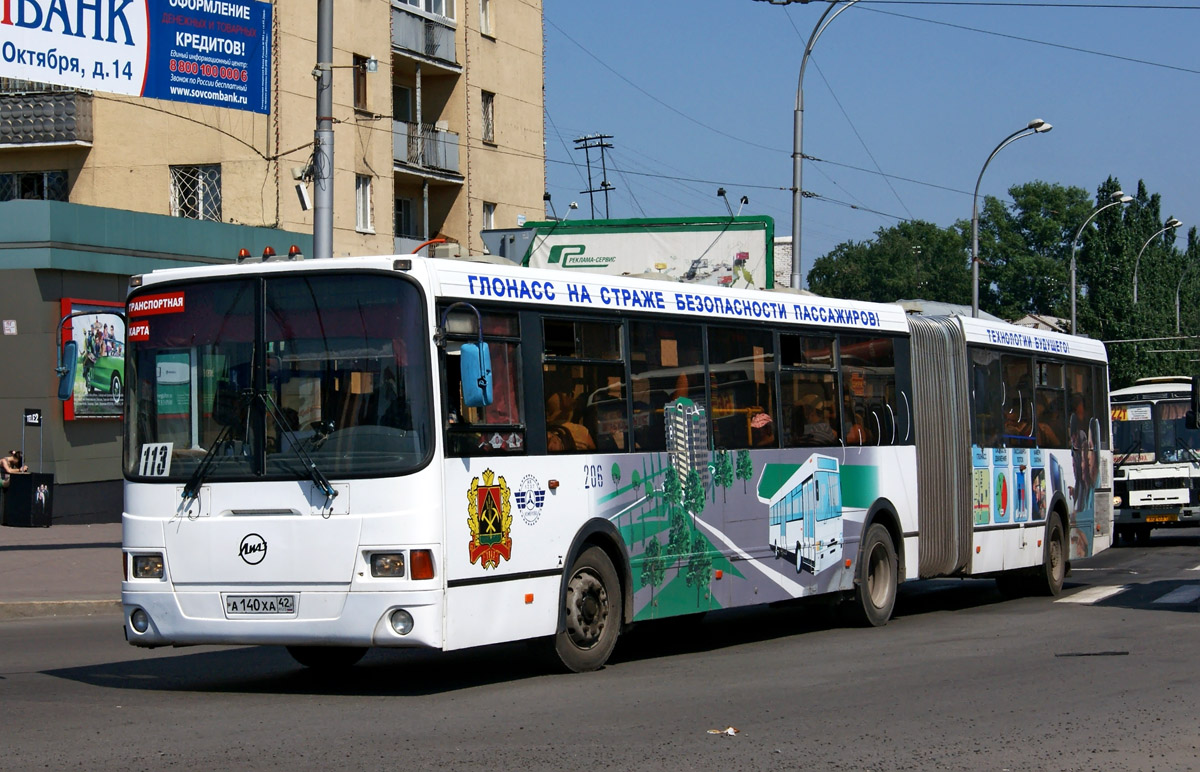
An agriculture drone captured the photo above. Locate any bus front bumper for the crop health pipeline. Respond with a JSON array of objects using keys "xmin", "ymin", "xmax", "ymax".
[{"xmin": 121, "ymin": 588, "xmax": 444, "ymax": 650}]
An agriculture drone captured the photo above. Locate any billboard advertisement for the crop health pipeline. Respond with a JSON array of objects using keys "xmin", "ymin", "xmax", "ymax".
[
  {"xmin": 0, "ymin": 0, "xmax": 272, "ymax": 114},
  {"xmin": 61, "ymin": 298, "xmax": 125, "ymax": 420},
  {"xmin": 519, "ymin": 216, "xmax": 775, "ymax": 289}
]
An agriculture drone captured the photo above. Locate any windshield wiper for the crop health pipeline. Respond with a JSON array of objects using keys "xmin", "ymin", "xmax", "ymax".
[
  {"xmin": 260, "ymin": 392, "xmax": 338, "ymax": 504},
  {"xmin": 1114, "ymin": 437, "xmax": 1146, "ymax": 470},
  {"xmin": 180, "ymin": 388, "xmax": 252, "ymax": 511},
  {"xmin": 1174, "ymin": 436, "xmax": 1200, "ymax": 464}
]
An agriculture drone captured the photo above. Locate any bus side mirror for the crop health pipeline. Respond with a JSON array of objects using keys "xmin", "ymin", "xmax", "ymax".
[
  {"xmin": 459, "ymin": 341, "xmax": 493, "ymax": 408},
  {"xmin": 57, "ymin": 340, "xmax": 78, "ymax": 401}
]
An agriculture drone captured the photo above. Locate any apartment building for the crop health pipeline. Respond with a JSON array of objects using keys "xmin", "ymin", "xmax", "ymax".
[{"xmin": 0, "ymin": 0, "xmax": 546, "ymax": 521}]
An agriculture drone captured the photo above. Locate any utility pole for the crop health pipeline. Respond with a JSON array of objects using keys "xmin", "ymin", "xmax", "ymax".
[
  {"xmin": 313, "ymin": 0, "xmax": 334, "ymax": 260},
  {"xmin": 573, "ymin": 134, "xmax": 614, "ymax": 219}
]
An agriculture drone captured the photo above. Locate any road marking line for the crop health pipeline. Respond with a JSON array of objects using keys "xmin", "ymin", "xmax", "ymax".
[
  {"xmin": 1056, "ymin": 585, "xmax": 1129, "ymax": 604},
  {"xmin": 1153, "ymin": 585, "xmax": 1200, "ymax": 604},
  {"xmin": 1187, "ymin": 564, "xmax": 1200, "ymax": 572}
]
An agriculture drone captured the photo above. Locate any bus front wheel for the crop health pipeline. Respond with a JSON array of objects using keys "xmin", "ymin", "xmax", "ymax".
[
  {"xmin": 286, "ymin": 645, "xmax": 368, "ymax": 670},
  {"xmin": 1032, "ymin": 517, "xmax": 1066, "ymax": 596},
  {"xmin": 555, "ymin": 546, "xmax": 622, "ymax": 673},
  {"xmin": 849, "ymin": 523, "xmax": 897, "ymax": 627}
]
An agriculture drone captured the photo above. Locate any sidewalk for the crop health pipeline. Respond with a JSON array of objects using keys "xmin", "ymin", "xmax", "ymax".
[{"xmin": 0, "ymin": 522, "xmax": 122, "ymax": 620}]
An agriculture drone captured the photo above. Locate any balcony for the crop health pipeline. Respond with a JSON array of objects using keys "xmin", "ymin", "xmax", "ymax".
[
  {"xmin": 392, "ymin": 4, "xmax": 458, "ymax": 68},
  {"xmin": 393, "ymin": 121, "xmax": 460, "ymax": 176},
  {"xmin": 0, "ymin": 86, "xmax": 92, "ymax": 147}
]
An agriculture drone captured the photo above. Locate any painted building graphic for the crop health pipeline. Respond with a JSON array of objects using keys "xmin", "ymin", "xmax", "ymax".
[{"xmin": 665, "ymin": 398, "xmax": 710, "ymax": 491}]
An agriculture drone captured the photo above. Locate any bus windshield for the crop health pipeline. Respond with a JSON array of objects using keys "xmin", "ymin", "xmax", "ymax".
[
  {"xmin": 124, "ymin": 272, "xmax": 432, "ymax": 481},
  {"xmin": 1112, "ymin": 402, "xmax": 1154, "ymax": 465},
  {"xmin": 1156, "ymin": 400, "xmax": 1200, "ymax": 464}
]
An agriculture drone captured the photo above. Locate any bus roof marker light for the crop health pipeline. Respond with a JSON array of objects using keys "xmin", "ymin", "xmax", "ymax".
[
  {"xmin": 287, "ymin": 245, "xmax": 304, "ymax": 260},
  {"xmin": 393, "ymin": 258, "xmax": 412, "ymax": 271},
  {"xmin": 262, "ymin": 246, "xmax": 276, "ymax": 261},
  {"xmin": 236, "ymin": 248, "xmax": 251, "ymax": 263}
]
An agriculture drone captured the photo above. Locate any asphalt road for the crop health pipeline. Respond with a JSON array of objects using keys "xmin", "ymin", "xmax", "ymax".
[{"xmin": 2, "ymin": 533, "xmax": 1198, "ymax": 771}]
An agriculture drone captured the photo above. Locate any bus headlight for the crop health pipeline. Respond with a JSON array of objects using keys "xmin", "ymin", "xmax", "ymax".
[
  {"xmin": 132, "ymin": 554, "xmax": 165, "ymax": 579},
  {"xmin": 389, "ymin": 609, "xmax": 414, "ymax": 635},
  {"xmin": 130, "ymin": 608, "xmax": 151, "ymax": 634},
  {"xmin": 371, "ymin": 553, "xmax": 406, "ymax": 577},
  {"xmin": 1113, "ymin": 496, "xmax": 1123, "ymax": 507}
]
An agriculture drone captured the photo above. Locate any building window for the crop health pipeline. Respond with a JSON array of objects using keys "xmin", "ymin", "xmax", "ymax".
[
  {"xmin": 481, "ymin": 91, "xmax": 495, "ymax": 143},
  {"xmin": 0, "ymin": 170, "xmax": 68, "ymax": 201},
  {"xmin": 353, "ymin": 54, "xmax": 369, "ymax": 111},
  {"xmin": 426, "ymin": 0, "xmax": 454, "ymax": 20},
  {"xmin": 170, "ymin": 164, "xmax": 221, "ymax": 221},
  {"xmin": 395, "ymin": 197, "xmax": 416, "ymax": 238},
  {"xmin": 356, "ymin": 175, "xmax": 373, "ymax": 232},
  {"xmin": 483, "ymin": 201, "xmax": 496, "ymax": 231},
  {"xmin": 393, "ymin": 85, "xmax": 412, "ymax": 122},
  {"xmin": 479, "ymin": 0, "xmax": 492, "ymax": 36}
]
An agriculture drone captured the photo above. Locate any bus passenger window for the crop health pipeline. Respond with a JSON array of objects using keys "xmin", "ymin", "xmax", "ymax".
[
  {"xmin": 780, "ymin": 333, "xmax": 837, "ymax": 448},
  {"xmin": 441, "ymin": 309, "xmax": 524, "ymax": 456},
  {"xmin": 708, "ymin": 326, "xmax": 777, "ymax": 450},
  {"xmin": 629, "ymin": 321, "xmax": 703, "ymax": 452},
  {"xmin": 543, "ymin": 318, "xmax": 625, "ymax": 454}
]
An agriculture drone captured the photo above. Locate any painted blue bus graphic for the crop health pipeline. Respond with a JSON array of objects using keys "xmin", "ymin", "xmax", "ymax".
[{"xmin": 763, "ymin": 454, "xmax": 843, "ymax": 576}]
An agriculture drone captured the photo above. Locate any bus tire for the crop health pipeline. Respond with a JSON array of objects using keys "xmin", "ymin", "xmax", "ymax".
[
  {"xmin": 1031, "ymin": 517, "xmax": 1066, "ymax": 597},
  {"xmin": 849, "ymin": 523, "xmax": 897, "ymax": 627},
  {"xmin": 1133, "ymin": 525, "xmax": 1152, "ymax": 546},
  {"xmin": 286, "ymin": 645, "xmax": 368, "ymax": 670},
  {"xmin": 555, "ymin": 546, "xmax": 622, "ymax": 672}
]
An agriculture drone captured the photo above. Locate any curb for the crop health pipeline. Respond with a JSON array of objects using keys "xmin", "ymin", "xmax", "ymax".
[{"xmin": 0, "ymin": 600, "xmax": 122, "ymax": 621}]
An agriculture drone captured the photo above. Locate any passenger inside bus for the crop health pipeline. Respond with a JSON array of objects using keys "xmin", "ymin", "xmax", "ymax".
[
  {"xmin": 545, "ymin": 374, "xmax": 595, "ymax": 453},
  {"xmin": 799, "ymin": 395, "xmax": 837, "ymax": 446}
]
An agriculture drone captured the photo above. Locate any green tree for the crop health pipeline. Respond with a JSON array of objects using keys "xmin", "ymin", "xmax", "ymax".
[
  {"xmin": 735, "ymin": 450, "xmax": 753, "ymax": 493},
  {"xmin": 809, "ymin": 220, "xmax": 970, "ymax": 305}
]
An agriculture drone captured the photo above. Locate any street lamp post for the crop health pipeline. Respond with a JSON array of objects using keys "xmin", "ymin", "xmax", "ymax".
[
  {"xmin": 970, "ymin": 119, "xmax": 1053, "ymax": 317},
  {"xmin": 1132, "ymin": 218, "xmax": 1183, "ymax": 304},
  {"xmin": 1070, "ymin": 190, "xmax": 1134, "ymax": 335},
  {"xmin": 790, "ymin": 0, "xmax": 862, "ymax": 290}
]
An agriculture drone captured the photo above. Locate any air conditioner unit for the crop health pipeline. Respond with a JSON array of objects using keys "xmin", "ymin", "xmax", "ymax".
[{"xmin": 432, "ymin": 242, "xmax": 464, "ymax": 258}]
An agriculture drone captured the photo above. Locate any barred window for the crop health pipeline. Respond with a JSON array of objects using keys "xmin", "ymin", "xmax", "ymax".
[
  {"xmin": 0, "ymin": 170, "xmax": 68, "ymax": 202},
  {"xmin": 169, "ymin": 164, "xmax": 221, "ymax": 221},
  {"xmin": 481, "ymin": 91, "xmax": 495, "ymax": 143}
]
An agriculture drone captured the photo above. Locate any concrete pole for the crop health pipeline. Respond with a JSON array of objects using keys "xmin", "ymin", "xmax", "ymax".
[{"xmin": 314, "ymin": 0, "xmax": 334, "ymax": 260}]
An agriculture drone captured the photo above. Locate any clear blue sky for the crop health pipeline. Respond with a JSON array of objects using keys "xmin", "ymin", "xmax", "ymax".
[{"xmin": 543, "ymin": 0, "xmax": 1198, "ymax": 278}]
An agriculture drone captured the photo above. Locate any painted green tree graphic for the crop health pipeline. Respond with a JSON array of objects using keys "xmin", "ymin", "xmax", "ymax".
[
  {"xmin": 714, "ymin": 450, "xmax": 734, "ymax": 503},
  {"xmin": 640, "ymin": 537, "xmax": 667, "ymax": 608},
  {"xmin": 611, "ymin": 462, "xmax": 622, "ymax": 488},
  {"xmin": 736, "ymin": 449, "xmax": 754, "ymax": 493},
  {"xmin": 685, "ymin": 532, "xmax": 713, "ymax": 605},
  {"xmin": 685, "ymin": 468, "xmax": 705, "ymax": 524}
]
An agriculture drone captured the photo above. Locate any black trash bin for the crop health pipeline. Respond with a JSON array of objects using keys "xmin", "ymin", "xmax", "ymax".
[{"xmin": 2, "ymin": 473, "xmax": 53, "ymax": 527}]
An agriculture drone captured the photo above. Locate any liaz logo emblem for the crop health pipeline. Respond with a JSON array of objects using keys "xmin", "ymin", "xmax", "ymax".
[
  {"xmin": 514, "ymin": 474, "xmax": 545, "ymax": 526},
  {"xmin": 239, "ymin": 533, "xmax": 267, "ymax": 565},
  {"xmin": 467, "ymin": 469, "xmax": 512, "ymax": 569},
  {"xmin": 546, "ymin": 244, "xmax": 617, "ymax": 269}
]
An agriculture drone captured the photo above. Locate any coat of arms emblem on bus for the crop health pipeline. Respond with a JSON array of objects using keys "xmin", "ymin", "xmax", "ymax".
[{"xmin": 467, "ymin": 469, "xmax": 513, "ymax": 569}]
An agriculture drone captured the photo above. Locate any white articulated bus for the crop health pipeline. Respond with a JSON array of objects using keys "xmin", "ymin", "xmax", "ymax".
[
  {"xmin": 99, "ymin": 252, "xmax": 1113, "ymax": 671},
  {"xmin": 1110, "ymin": 377, "xmax": 1200, "ymax": 544}
]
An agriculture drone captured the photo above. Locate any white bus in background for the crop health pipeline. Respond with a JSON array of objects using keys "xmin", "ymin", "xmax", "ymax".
[
  {"xmin": 82, "ymin": 250, "xmax": 1113, "ymax": 673},
  {"xmin": 1110, "ymin": 377, "xmax": 1200, "ymax": 545}
]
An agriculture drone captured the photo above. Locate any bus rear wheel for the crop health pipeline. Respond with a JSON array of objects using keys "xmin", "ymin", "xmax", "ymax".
[
  {"xmin": 555, "ymin": 546, "xmax": 622, "ymax": 673},
  {"xmin": 286, "ymin": 645, "xmax": 368, "ymax": 670},
  {"xmin": 849, "ymin": 523, "xmax": 897, "ymax": 627}
]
